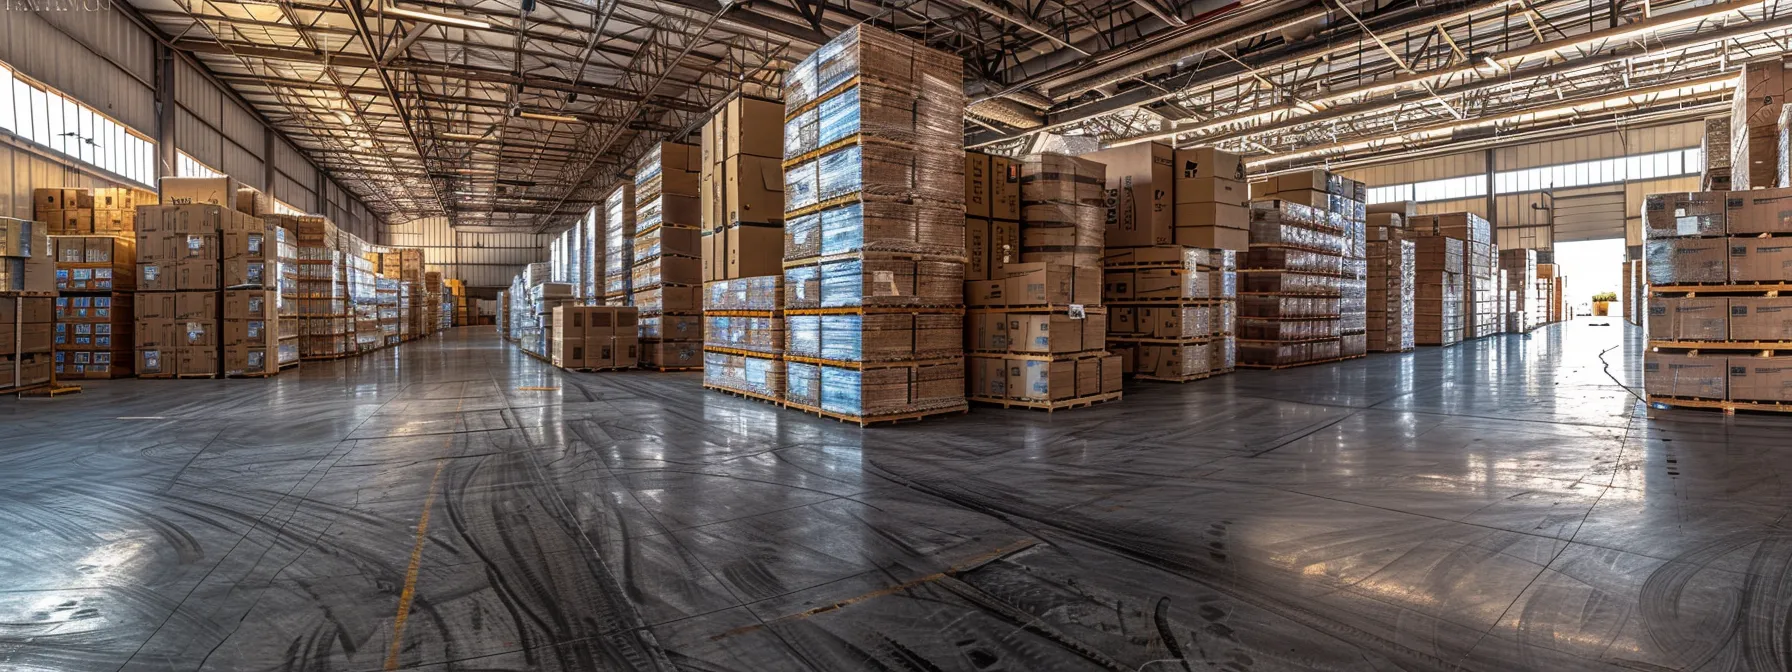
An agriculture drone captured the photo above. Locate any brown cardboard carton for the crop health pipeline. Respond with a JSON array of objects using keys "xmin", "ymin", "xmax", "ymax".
[
  {"xmin": 224, "ymin": 343, "xmax": 278, "ymax": 375},
  {"xmin": 1002, "ymin": 263, "xmax": 1098, "ymax": 306},
  {"xmin": 222, "ymin": 318, "xmax": 274, "ymax": 346},
  {"xmin": 1644, "ymin": 192, "xmax": 1726, "ymax": 238},
  {"xmin": 0, "ymin": 324, "xmax": 51, "ymax": 354},
  {"xmin": 1134, "ymin": 268, "xmax": 1194, "ymax": 300},
  {"xmin": 159, "ymin": 176, "xmax": 240, "ymax": 206},
  {"xmin": 1081, "ymin": 312, "xmax": 1105, "ymax": 349},
  {"xmin": 178, "ymin": 261, "xmax": 221, "ymax": 291},
  {"xmin": 1104, "ymin": 271, "xmax": 1134, "ymax": 301},
  {"xmin": 1672, "ymin": 297, "xmax": 1728, "ymax": 341},
  {"xmin": 1730, "ymin": 236, "xmax": 1792, "ymax": 283},
  {"xmin": 0, "ymin": 297, "xmax": 52, "ymax": 324},
  {"xmin": 966, "ymin": 280, "xmax": 1006, "ymax": 307},
  {"xmin": 1111, "ymin": 306, "xmax": 1136, "ymax": 335},
  {"xmin": 1643, "ymin": 351, "xmax": 1726, "ymax": 399},
  {"xmin": 136, "ymin": 348, "xmax": 172, "ymax": 376},
  {"xmin": 1728, "ymin": 297, "xmax": 1792, "ymax": 341},
  {"xmin": 965, "ymin": 218, "xmax": 991, "ymax": 281},
  {"xmin": 223, "ymin": 258, "xmax": 268, "ymax": 288},
  {"xmin": 176, "ymin": 291, "xmax": 219, "ymax": 320},
  {"xmin": 138, "ymin": 262, "xmax": 176, "ymax": 292},
  {"xmin": 990, "ymin": 219, "xmax": 1021, "ymax": 276},
  {"xmin": 1010, "ymin": 359, "xmax": 1075, "ymax": 401},
  {"xmin": 719, "ymin": 96, "xmax": 783, "ymax": 159},
  {"xmin": 1012, "ymin": 314, "xmax": 1081, "ymax": 354},
  {"xmin": 1075, "ymin": 357, "xmax": 1101, "ymax": 397},
  {"xmin": 640, "ymin": 340, "xmax": 701, "ymax": 368},
  {"xmin": 724, "ymin": 155, "xmax": 783, "ymax": 224},
  {"xmin": 1174, "ymin": 225, "xmax": 1249, "ymax": 251},
  {"xmin": 965, "ymin": 152, "xmax": 991, "ymax": 219},
  {"xmin": 180, "ymin": 346, "xmax": 220, "ymax": 377},
  {"xmin": 970, "ymin": 356, "xmax": 1009, "ymax": 398},
  {"xmin": 1174, "ymin": 147, "xmax": 1245, "ymax": 181},
  {"xmin": 726, "ymin": 224, "xmax": 783, "ymax": 279},
  {"xmin": 1644, "ymin": 238, "xmax": 1726, "ymax": 284},
  {"xmin": 1086, "ymin": 143, "xmax": 1173, "ymax": 247},
  {"xmin": 1175, "ymin": 177, "xmax": 1248, "ymax": 206},
  {"xmin": 1645, "ymin": 300, "xmax": 1672, "ymax": 339},
  {"xmin": 970, "ymin": 312, "xmax": 1008, "ymax": 351},
  {"xmin": 1729, "ymin": 356, "xmax": 1792, "ymax": 402},
  {"xmin": 1100, "ymin": 354, "xmax": 1123, "ymax": 393},
  {"xmin": 700, "ymin": 231, "xmax": 719, "ymax": 281},
  {"xmin": 1726, "ymin": 187, "xmax": 1792, "ymax": 234},
  {"xmin": 989, "ymin": 155, "xmax": 1019, "ymax": 220}
]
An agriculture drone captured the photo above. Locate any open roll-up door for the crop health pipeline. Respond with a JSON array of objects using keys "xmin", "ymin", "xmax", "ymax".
[{"xmin": 1550, "ymin": 187, "xmax": 1627, "ymax": 242}]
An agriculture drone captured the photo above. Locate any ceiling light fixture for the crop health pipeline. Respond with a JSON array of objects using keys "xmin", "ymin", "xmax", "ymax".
[
  {"xmin": 519, "ymin": 111, "xmax": 580, "ymax": 123},
  {"xmin": 442, "ymin": 132, "xmax": 491, "ymax": 142},
  {"xmin": 384, "ymin": 5, "xmax": 493, "ymax": 29}
]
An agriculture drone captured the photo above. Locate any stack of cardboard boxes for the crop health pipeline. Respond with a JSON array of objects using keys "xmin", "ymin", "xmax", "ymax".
[
  {"xmin": 1734, "ymin": 58, "xmax": 1783, "ymax": 190},
  {"xmin": 964, "ymin": 152, "xmax": 1121, "ymax": 406},
  {"xmin": 1243, "ymin": 168, "xmax": 1369, "ymax": 365},
  {"xmin": 1703, "ymin": 116, "xmax": 1732, "ymax": 191},
  {"xmin": 1408, "ymin": 213, "xmax": 1498, "ymax": 339},
  {"xmin": 1, "ymin": 217, "xmax": 54, "ymax": 391},
  {"xmin": 549, "ymin": 305, "xmax": 639, "ymax": 370},
  {"xmin": 1366, "ymin": 213, "xmax": 1415, "ymax": 352},
  {"xmin": 1643, "ymin": 187, "xmax": 1792, "ymax": 406},
  {"xmin": 38, "ymin": 187, "xmax": 151, "ymax": 236},
  {"xmin": 1413, "ymin": 236, "xmax": 1465, "ymax": 346},
  {"xmin": 778, "ymin": 25, "xmax": 968, "ymax": 423},
  {"xmin": 1499, "ymin": 248, "xmax": 1540, "ymax": 331},
  {"xmin": 603, "ymin": 184, "xmax": 635, "ymax": 306},
  {"xmin": 274, "ymin": 226, "xmax": 299, "ymax": 366},
  {"xmin": 632, "ymin": 142, "xmax": 705, "ymax": 370},
  {"xmin": 1540, "ymin": 263, "xmax": 1564, "ymax": 323},
  {"xmin": 283, "ymin": 214, "xmax": 354, "ymax": 359},
  {"xmin": 135, "ymin": 178, "xmax": 281, "ymax": 378},
  {"xmin": 1626, "ymin": 259, "xmax": 1645, "ymax": 327},
  {"xmin": 703, "ymin": 276, "xmax": 786, "ymax": 400},
  {"xmin": 51, "ymin": 235, "xmax": 135, "ymax": 378},
  {"xmin": 701, "ymin": 96, "xmax": 785, "ymax": 284}
]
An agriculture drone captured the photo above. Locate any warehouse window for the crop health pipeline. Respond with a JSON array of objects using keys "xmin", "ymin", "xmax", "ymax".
[
  {"xmin": 177, "ymin": 152, "xmax": 223, "ymax": 178},
  {"xmin": 1368, "ymin": 147, "xmax": 1705, "ymax": 204},
  {"xmin": 0, "ymin": 63, "xmax": 156, "ymax": 188}
]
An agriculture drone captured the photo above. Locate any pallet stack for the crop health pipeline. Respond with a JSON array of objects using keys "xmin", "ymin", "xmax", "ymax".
[
  {"xmin": 701, "ymin": 95, "xmax": 785, "ymax": 283},
  {"xmin": 1366, "ymin": 215, "xmax": 1415, "ymax": 352},
  {"xmin": 134, "ymin": 180, "xmax": 282, "ymax": 378},
  {"xmin": 1414, "ymin": 237, "xmax": 1465, "ymax": 346},
  {"xmin": 1703, "ymin": 116, "xmax": 1732, "ymax": 191},
  {"xmin": 348, "ymin": 253, "xmax": 379, "ymax": 353},
  {"xmin": 1732, "ymin": 58, "xmax": 1782, "ymax": 190},
  {"xmin": 1540, "ymin": 263, "xmax": 1564, "ymax": 323},
  {"xmin": 1499, "ymin": 248, "xmax": 1540, "ymax": 331},
  {"xmin": 778, "ymin": 25, "xmax": 968, "ymax": 425},
  {"xmin": 632, "ymin": 142, "xmax": 704, "ymax": 371},
  {"xmin": 549, "ymin": 305, "xmax": 639, "ymax": 371},
  {"xmin": 375, "ymin": 277, "xmax": 400, "ymax": 346},
  {"xmin": 51, "ymin": 234, "xmax": 134, "ymax": 378},
  {"xmin": 1235, "ymin": 199, "xmax": 1350, "ymax": 368},
  {"xmin": 703, "ymin": 276, "xmax": 785, "ymax": 402},
  {"xmin": 274, "ymin": 227, "xmax": 299, "ymax": 367},
  {"xmin": 603, "ymin": 184, "xmax": 635, "ymax": 306},
  {"xmin": 1, "ymin": 217, "xmax": 55, "ymax": 392},
  {"xmin": 1643, "ymin": 187, "xmax": 1792, "ymax": 411},
  {"xmin": 1626, "ymin": 259, "xmax": 1645, "ymax": 327},
  {"xmin": 1104, "ymin": 247, "xmax": 1234, "ymax": 381},
  {"xmin": 1410, "ymin": 213, "xmax": 1497, "ymax": 339}
]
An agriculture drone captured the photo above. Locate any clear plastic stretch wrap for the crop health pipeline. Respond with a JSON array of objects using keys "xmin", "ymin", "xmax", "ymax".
[
  {"xmin": 783, "ymin": 265, "xmax": 821, "ymax": 309},
  {"xmin": 1159, "ymin": 306, "xmax": 1213, "ymax": 339},
  {"xmin": 1238, "ymin": 339, "xmax": 1343, "ymax": 366},
  {"xmin": 783, "ymin": 142, "xmax": 964, "ymax": 210},
  {"xmin": 630, "ymin": 263, "xmax": 660, "ymax": 290},
  {"xmin": 819, "ymin": 314, "xmax": 915, "ymax": 361},
  {"xmin": 786, "ymin": 361, "xmax": 822, "ymax": 406},
  {"xmin": 704, "ymin": 316, "xmax": 784, "ymax": 353},
  {"xmin": 703, "ymin": 352, "xmax": 786, "ymax": 398},
  {"xmin": 640, "ymin": 315, "xmax": 701, "ymax": 340},
  {"xmin": 1211, "ymin": 335, "xmax": 1236, "ymax": 370},
  {"xmin": 1240, "ymin": 271, "xmax": 1342, "ymax": 296},
  {"xmin": 1244, "ymin": 247, "xmax": 1345, "ymax": 275},
  {"xmin": 785, "ymin": 213, "xmax": 822, "ymax": 260},
  {"xmin": 1252, "ymin": 200, "xmax": 1347, "ymax": 234},
  {"xmin": 703, "ymin": 275, "xmax": 784, "ymax": 311},
  {"xmin": 1017, "ymin": 153, "xmax": 1105, "ymax": 206},
  {"xmin": 816, "ymin": 361, "xmax": 964, "ymax": 416},
  {"xmin": 1239, "ymin": 295, "xmax": 1342, "ymax": 318},
  {"xmin": 815, "ymin": 256, "xmax": 962, "ymax": 307},
  {"xmin": 785, "ymin": 315, "xmax": 822, "ymax": 358},
  {"xmin": 1248, "ymin": 220, "xmax": 1348, "ymax": 256},
  {"xmin": 634, "ymin": 144, "xmax": 666, "ymax": 187},
  {"xmin": 1208, "ymin": 270, "xmax": 1238, "ymax": 299}
]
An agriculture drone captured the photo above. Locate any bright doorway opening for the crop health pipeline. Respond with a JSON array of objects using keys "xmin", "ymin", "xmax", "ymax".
[{"xmin": 1552, "ymin": 238, "xmax": 1626, "ymax": 320}]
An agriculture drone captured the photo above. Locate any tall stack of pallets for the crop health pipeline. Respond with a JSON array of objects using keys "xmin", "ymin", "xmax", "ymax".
[
  {"xmin": 703, "ymin": 276, "xmax": 786, "ymax": 402},
  {"xmin": 1, "ymin": 217, "xmax": 55, "ymax": 392},
  {"xmin": 1414, "ymin": 236, "xmax": 1465, "ymax": 346},
  {"xmin": 1236, "ymin": 200, "xmax": 1350, "ymax": 368},
  {"xmin": 603, "ymin": 184, "xmax": 635, "ymax": 307},
  {"xmin": 1366, "ymin": 215, "xmax": 1415, "ymax": 352},
  {"xmin": 632, "ymin": 142, "xmax": 705, "ymax": 370},
  {"xmin": 778, "ymin": 25, "xmax": 968, "ymax": 425}
]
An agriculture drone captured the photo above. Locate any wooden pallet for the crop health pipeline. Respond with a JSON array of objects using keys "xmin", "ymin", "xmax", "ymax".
[
  {"xmin": 702, "ymin": 383, "xmax": 785, "ymax": 406},
  {"xmin": 18, "ymin": 382, "xmax": 82, "ymax": 398},
  {"xmin": 1135, "ymin": 370, "xmax": 1220, "ymax": 383},
  {"xmin": 970, "ymin": 391, "xmax": 1120, "ymax": 412},
  {"xmin": 784, "ymin": 305, "xmax": 966, "ymax": 315},
  {"xmin": 226, "ymin": 370, "xmax": 281, "ymax": 379},
  {"xmin": 784, "ymin": 354, "xmax": 963, "ymax": 370},
  {"xmin": 785, "ymin": 401, "xmax": 970, "ymax": 426},
  {"xmin": 1236, "ymin": 354, "xmax": 1361, "ymax": 370},
  {"xmin": 567, "ymin": 365, "xmax": 637, "ymax": 373},
  {"xmin": 1646, "ymin": 395, "xmax": 1792, "ymax": 415},
  {"xmin": 1651, "ymin": 283, "xmax": 1792, "ymax": 294},
  {"xmin": 641, "ymin": 365, "xmax": 702, "ymax": 372},
  {"xmin": 175, "ymin": 373, "xmax": 219, "ymax": 379},
  {"xmin": 702, "ymin": 346, "xmax": 781, "ymax": 359},
  {"xmin": 1650, "ymin": 340, "xmax": 1792, "ymax": 352}
]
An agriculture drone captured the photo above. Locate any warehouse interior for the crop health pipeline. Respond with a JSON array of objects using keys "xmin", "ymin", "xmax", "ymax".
[{"xmin": 1, "ymin": 0, "xmax": 1789, "ymax": 670}]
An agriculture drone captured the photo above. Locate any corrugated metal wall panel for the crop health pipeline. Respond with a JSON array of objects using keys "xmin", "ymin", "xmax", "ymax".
[
  {"xmin": 219, "ymin": 99, "xmax": 264, "ymax": 158},
  {"xmin": 1495, "ymin": 121, "xmax": 1704, "ymax": 170},
  {"xmin": 1, "ymin": 143, "xmax": 127, "ymax": 219},
  {"xmin": 30, "ymin": 6, "xmax": 154, "ymax": 84},
  {"xmin": 0, "ymin": 11, "xmax": 156, "ymax": 135},
  {"xmin": 220, "ymin": 142, "xmax": 264, "ymax": 191},
  {"xmin": 1415, "ymin": 197, "xmax": 1488, "ymax": 218},
  {"xmin": 174, "ymin": 108, "xmax": 222, "ymax": 170},
  {"xmin": 1338, "ymin": 151, "xmax": 1485, "ymax": 184}
]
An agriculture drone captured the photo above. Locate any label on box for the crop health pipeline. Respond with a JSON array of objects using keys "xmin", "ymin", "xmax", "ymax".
[
  {"xmin": 187, "ymin": 235, "xmax": 204, "ymax": 256},
  {"xmin": 1068, "ymin": 304, "xmax": 1086, "ymax": 319},
  {"xmin": 144, "ymin": 266, "xmax": 159, "ymax": 281}
]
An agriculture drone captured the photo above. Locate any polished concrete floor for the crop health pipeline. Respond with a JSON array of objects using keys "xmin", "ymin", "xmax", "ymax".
[{"xmin": 1, "ymin": 319, "xmax": 1785, "ymax": 671}]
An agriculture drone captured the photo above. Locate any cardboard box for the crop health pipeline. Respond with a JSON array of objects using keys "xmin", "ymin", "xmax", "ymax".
[
  {"xmin": 224, "ymin": 289, "xmax": 274, "ymax": 320},
  {"xmin": 990, "ymin": 155, "xmax": 1019, "ymax": 220},
  {"xmin": 1174, "ymin": 225, "xmax": 1249, "ymax": 251},
  {"xmin": 965, "ymin": 152, "xmax": 991, "ymax": 218},
  {"xmin": 966, "ymin": 217, "xmax": 991, "ymax": 281},
  {"xmin": 1104, "ymin": 271, "xmax": 1134, "ymax": 301},
  {"xmin": 224, "ymin": 343, "xmax": 277, "ymax": 375},
  {"xmin": 1730, "ymin": 236, "xmax": 1792, "ymax": 283},
  {"xmin": 1010, "ymin": 314, "xmax": 1082, "ymax": 354},
  {"xmin": 966, "ymin": 279, "xmax": 1006, "ymax": 307},
  {"xmin": 1100, "ymin": 354, "xmax": 1122, "ymax": 393},
  {"xmin": 0, "ymin": 297, "xmax": 52, "ymax": 324},
  {"xmin": 1134, "ymin": 268, "xmax": 1196, "ymax": 300},
  {"xmin": 1644, "ymin": 192, "xmax": 1726, "ymax": 238},
  {"xmin": 1174, "ymin": 147, "xmax": 1245, "ymax": 181},
  {"xmin": 990, "ymin": 220, "xmax": 1021, "ymax": 276},
  {"xmin": 1010, "ymin": 359, "xmax": 1075, "ymax": 401},
  {"xmin": 222, "ymin": 318, "xmax": 274, "ymax": 346},
  {"xmin": 1175, "ymin": 177, "xmax": 1248, "ymax": 206},
  {"xmin": 725, "ymin": 224, "xmax": 783, "ymax": 279},
  {"xmin": 159, "ymin": 176, "xmax": 240, "ymax": 206},
  {"xmin": 969, "ymin": 312, "xmax": 1009, "ymax": 351},
  {"xmin": 1671, "ymin": 297, "xmax": 1728, "ymax": 341},
  {"xmin": 1729, "ymin": 297, "xmax": 1792, "ymax": 341},
  {"xmin": 176, "ymin": 291, "xmax": 218, "ymax": 320},
  {"xmin": 1726, "ymin": 187, "xmax": 1792, "ymax": 234},
  {"xmin": 180, "ymin": 346, "xmax": 220, "ymax": 377},
  {"xmin": 1075, "ymin": 357, "xmax": 1101, "ymax": 398},
  {"xmin": 1644, "ymin": 351, "xmax": 1726, "ymax": 399},
  {"xmin": 1002, "ymin": 263, "xmax": 1099, "ymax": 306},
  {"xmin": 1729, "ymin": 356, "xmax": 1792, "ymax": 402},
  {"xmin": 178, "ymin": 261, "xmax": 221, "ymax": 291},
  {"xmin": 718, "ymin": 96, "xmax": 783, "ymax": 160},
  {"xmin": 1644, "ymin": 238, "xmax": 1726, "ymax": 284},
  {"xmin": 724, "ymin": 155, "xmax": 784, "ymax": 225},
  {"xmin": 640, "ymin": 340, "xmax": 701, "ymax": 368},
  {"xmin": 1086, "ymin": 143, "xmax": 1173, "ymax": 247},
  {"xmin": 970, "ymin": 356, "xmax": 1008, "ymax": 398}
]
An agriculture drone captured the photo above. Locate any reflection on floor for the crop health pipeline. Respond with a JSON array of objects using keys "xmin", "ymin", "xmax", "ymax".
[{"xmin": 0, "ymin": 319, "xmax": 1779, "ymax": 671}]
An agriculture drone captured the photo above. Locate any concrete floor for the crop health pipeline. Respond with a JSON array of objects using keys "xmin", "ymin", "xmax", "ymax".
[{"xmin": 0, "ymin": 319, "xmax": 1783, "ymax": 671}]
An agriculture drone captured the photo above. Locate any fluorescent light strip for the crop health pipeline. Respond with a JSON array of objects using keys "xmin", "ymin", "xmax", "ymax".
[
  {"xmin": 519, "ymin": 111, "xmax": 580, "ymax": 123},
  {"xmin": 385, "ymin": 5, "xmax": 492, "ymax": 29},
  {"xmin": 442, "ymin": 132, "xmax": 490, "ymax": 141}
]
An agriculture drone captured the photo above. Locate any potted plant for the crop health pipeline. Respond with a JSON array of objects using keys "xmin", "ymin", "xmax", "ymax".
[{"xmin": 1592, "ymin": 291, "xmax": 1616, "ymax": 316}]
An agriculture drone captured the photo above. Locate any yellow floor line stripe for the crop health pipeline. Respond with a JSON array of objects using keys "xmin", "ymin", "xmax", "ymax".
[{"xmin": 383, "ymin": 389, "xmax": 466, "ymax": 670}]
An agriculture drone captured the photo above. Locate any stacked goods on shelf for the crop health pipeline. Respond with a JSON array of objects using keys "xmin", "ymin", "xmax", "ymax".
[
  {"xmin": 1173, "ymin": 146, "xmax": 1249, "ymax": 251},
  {"xmin": 1, "ymin": 217, "xmax": 55, "ymax": 392},
  {"xmin": 447, "ymin": 278, "xmax": 469, "ymax": 326},
  {"xmin": 632, "ymin": 142, "xmax": 704, "ymax": 370},
  {"xmin": 1103, "ymin": 247, "xmax": 1235, "ymax": 381},
  {"xmin": 1500, "ymin": 248, "xmax": 1540, "ymax": 331},
  {"xmin": 1732, "ymin": 58, "xmax": 1782, "ymax": 190},
  {"xmin": 1408, "ymin": 213, "xmax": 1498, "ymax": 339},
  {"xmin": 1366, "ymin": 215, "xmax": 1415, "ymax": 352},
  {"xmin": 1539, "ymin": 263, "xmax": 1564, "ymax": 323},
  {"xmin": 550, "ymin": 305, "xmax": 639, "ymax": 371},
  {"xmin": 1703, "ymin": 116, "xmax": 1732, "ymax": 191},
  {"xmin": 701, "ymin": 96, "xmax": 786, "ymax": 283},
  {"xmin": 348, "ymin": 254, "xmax": 379, "ymax": 353},
  {"xmin": 51, "ymin": 235, "xmax": 134, "ymax": 378},
  {"xmin": 1642, "ymin": 187, "xmax": 1792, "ymax": 410},
  {"xmin": 133, "ymin": 196, "xmax": 282, "ymax": 378},
  {"xmin": 603, "ymin": 184, "xmax": 635, "ymax": 305},
  {"xmin": 963, "ymin": 151, "xmax": 1020, "ymax": 309},
  {"xmin": 510, "ymin": 262, "xmax": 553, "ymax": 357},
  {"xmin": 375, "ymin": 277, "xmax": 400, "ymax": 346},
  {"xmin": 1414, "ymin": 237, "xmax": 1466, "ymax": 346},
  {"xmin": 38, "ymin": 187, "xmax": 153, "ymax": 236},
  {"xmin": 779, "ymin": 25, "xmax": 968, "ymax": 424},
  {"xmin": 703, "ymin": 275, "xmax": 785, "ymax": 402},
  {"xmin": 1252, "ymin": 168, "xmax": 1369, "ymax": 359},
  {"xmin": 273, "ymin": 227, "xmax": 299, "ymax": 367},
  {"xmin": 1236, "ymin": 199, "xmax": 1350, "ymax": 368}
]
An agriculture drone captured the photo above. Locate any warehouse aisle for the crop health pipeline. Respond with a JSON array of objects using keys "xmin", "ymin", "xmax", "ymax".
[{"xmin": 1, "ymin": 322, "xmax": 1783, "ymax": 671}]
